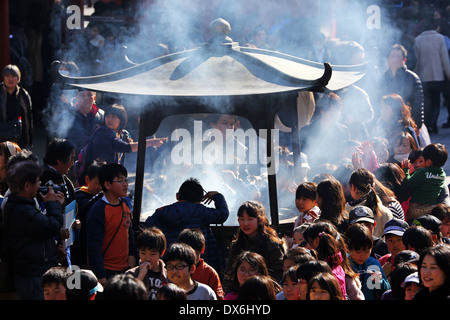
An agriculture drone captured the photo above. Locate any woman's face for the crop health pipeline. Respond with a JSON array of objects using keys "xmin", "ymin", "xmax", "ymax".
[
  {"xmin": 420, "ymin": 254, "xmax": 446, "ymax": 292},
  {"xmin": 211, "ymin": 115, "xmax": 236, "ymax": 137},
  {"xmin": 283, "ymin": 277, "xmax": 301, "ymax": 300},
  {"xmin": 380, "ymin": 102, "xmax": 394, "ymax": 122},
  {"xmin": 393, "ymin": 137, "xmax": 412, "ymax": 155},
  {"xmin": 3, "ymin": 73, "xmax": 19, "ymax": 91}
]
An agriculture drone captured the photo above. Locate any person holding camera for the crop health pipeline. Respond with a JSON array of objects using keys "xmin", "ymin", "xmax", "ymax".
[{"xmin": 3, "ymin": 160, "xmax": 65, "ymax": 299}]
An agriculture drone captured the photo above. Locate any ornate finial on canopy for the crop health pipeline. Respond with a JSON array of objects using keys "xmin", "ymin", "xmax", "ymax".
[{"xmin": 208, "ymin": 18, "xmax": 232, "ymax": 43}]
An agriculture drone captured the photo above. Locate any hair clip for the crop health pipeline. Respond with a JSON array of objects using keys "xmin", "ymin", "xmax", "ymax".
[{"xmin": 318, "ymin": 232, "xmax": 324, "ymax": 237}]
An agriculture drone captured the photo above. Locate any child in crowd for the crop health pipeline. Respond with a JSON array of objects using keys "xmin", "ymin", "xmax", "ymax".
[
  {"xmin": 282, "ymin": 246, "xmax": 317, "ymax": 273},
  {"xmin": 380, "ymin": 261, "xmax": 417, "ymax": 300},
  {"xmin": 65, "ymin": 269, "xmax": 104, "ymax": 300},
  {"xmin": 86, "ymin": 163, "xmax": 138, "ymax": 284},
  {"xmin": 101, "ymin": 274, "xmax": 148, "ymax": 300},
  {"xmin": 402, "ymin": 226, "xmax": 433, "ymax": 254},
  {"xmin": 226, "ymin": 200, "xmax": 286, "ymax": 283},
  {"xmin": 224, "ymin": 251, "xmax": 271, "ymax": 300},
  {"xmin": 345, "ymin": 223, "xmax": 391, "ymax": 300},
  {"xmin": 306, "ymin": 272, "xmax": 345, "ymax": 300},
  {"xmin": 408, "ymin": 148, "xmax": 425, "ymax": 173},
  {"xmin": 176, "ymin": 228, "xmax": 224, "ymax": 299},
  {"xmin": 125, "ymin": 227, "xmax": 168, "ymax": 300},
  {"xmin": 72, "ymin": 160, "xmax": 105, "ymax": 268},
  {"xmin": 278, "ymin": 266, "xmax": 301, "ymax": 300},
  {"xmin": 42, "ymin": 266, "xmax": 68, "ymax": 300},
  {"xmin": 291, "ymin": 223, "xmax": 311, "ymax": 248},
  {"xmin": 378, "ymin": 218, "xmax": 409, "ymax": 278},
  {"xmin": 237, "ymin": 275, "xmax": 277, "ymax": 300},
  {"xmin": 430, "ymin": 203, "xmax": 450, "ymax": 243},
  {"xmin": 295, "ymin": 260, "xmax": 334, "ymax": 300},
  {"xmin": 401, "ymin": 143, "xmax": 448, "ymax": 223},
  {"xmin": 303, "ymin": 221, "xmax": 348, "ymax": 298},
  {"xmin": 389, "ymin": 131, "xmax": 418, "ymax": 165},
  {"xmin": 164, "ymin": 242, "xmax": 216, "ymax": 300},
  {"xmin": 401, "ymin": 271, "xmax": 422, "ymax": 300},
  {"xmin": 293, "ymin": 182, "xmax": 320, "ymax": 228},
  {"xmin": 156, "ymin": 283, "xmax": 187, "ymax": 300},
  {"xmin": 144, "ymin": 177, "xmax": 229, "ymax": 271}
]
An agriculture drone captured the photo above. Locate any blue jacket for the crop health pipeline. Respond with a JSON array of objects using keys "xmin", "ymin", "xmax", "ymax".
[
  {"xmin": 144, "ymin": 193, "xmax": 229, "ymax": 270},
  {"xmin": 350, "ymin": 256, "xmax": 391, "ymax": 300}
]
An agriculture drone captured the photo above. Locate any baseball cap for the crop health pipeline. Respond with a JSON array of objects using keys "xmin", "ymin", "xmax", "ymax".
[
  {"xmin": 401, "ymin": 272, "xmax": 420, "ymax": 288},
  {"xmin": 383, "ymin": 218, "xmax": 409, "ymax": 237},
  {"xmin": 393, "ymin": 250, "xmax": 420, "ymax": 266},
  {"xmin": 412, "ymin": 214, "xmax": 441, "ymax": 235},
  {"xmin": 349, "ymin": 206, "xmax": 375, "ymax": 224},
  {"xmin": 66, "ymin": 269, "xmax": 103, "ymax": 300}
]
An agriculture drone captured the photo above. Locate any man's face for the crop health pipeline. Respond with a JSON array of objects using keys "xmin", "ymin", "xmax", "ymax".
[
  {"xmin": 76, "ymin": 91, "xmax": 95, "ymax": 114},
  {"xmin": 388, "ymin": 49, "xmax": 406, "ymax": 71}
]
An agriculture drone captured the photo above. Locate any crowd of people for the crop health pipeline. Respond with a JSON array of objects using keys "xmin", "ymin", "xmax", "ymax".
[{"xmin": 0, "ymin": 0, "xmax": 450, "ymax": 302}]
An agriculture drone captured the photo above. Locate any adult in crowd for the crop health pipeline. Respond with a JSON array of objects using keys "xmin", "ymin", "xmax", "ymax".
[{"xmin": 0, "ymin": 65, "xmax": 33, "ymax": 148}]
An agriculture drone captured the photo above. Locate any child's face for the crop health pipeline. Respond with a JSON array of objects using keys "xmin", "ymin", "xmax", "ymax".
[
  {"xmin": 292, "ymin": 230, "xmax": 304, "ymax": 247},
  {"xmin": 393, "ymin": 137, "xmax": 412, "ymax": 155},
  {"xmin": 139, "ymin": 248, "xmax": 161, "ymax": 268},
  {"xmin": 283, "ymin": 278, "xmax": 301, "ymax": 300},
  {"xmin": 309, "ymin": 280, "xmax": 331, "ymax": 300},
  {"xmin": 237, "ymin": 260, "xmax": 260, "ymax": 286},
  {"xmin": 105, "ymin": 113, "xmax": 121, "ymax": 132},
  {"xmin": 441, "ymin": 217, "xmax": 450, "ymax": 238},
  {"xmin": 385, "ymin": 234, "xmax": 406, "ymax": 256},
  {"xmin": 43, "ymin": 282, "xmax": 67, "ymax": 300},
  {"xmin": 412, "ymin": 156, "xmax": 425, "ymax": 170},
  {"xmin": 86, "ymin": 176, "xmax": 102, "ymax": 195},
  {"xmin": 295, "ymin": 196, "xmax": 317, "ymax": 213},
  {"xmin": 405, "ymin": 283, "xmax": 421, "ymax": 300},
  {"xmin": 349, "ymin": 248, "xmax": 371, "ymax": 265},
  {"xmin": 283, "ymin": 258, "xmax": 296, "ymax": 273},
  {"xmin": 166, "ymin": 259, "xmax": 193, "ymax": 287},
  {"xmin": 238, "ymin": 211, "xmax": 259, "ymax": 238},
  {"xmin": 107, "ymin": 174, "xmax": 128, "ymax": 198}
]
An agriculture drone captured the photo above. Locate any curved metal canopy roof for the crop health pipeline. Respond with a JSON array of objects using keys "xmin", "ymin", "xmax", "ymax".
[{"xmin": 53, "ymin": 19, "xmax": 366, "ymax": 96}]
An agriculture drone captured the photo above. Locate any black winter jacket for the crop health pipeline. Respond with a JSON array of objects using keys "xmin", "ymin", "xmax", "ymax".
[{"xmin": 3, "ymin": 195, "xmax": 63, "ymax": 277}]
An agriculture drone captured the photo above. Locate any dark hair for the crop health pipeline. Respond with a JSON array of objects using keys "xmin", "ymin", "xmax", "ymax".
[
  {"xmin": 303, "ymin": 221, "xmax": 342, "ymax": 263},
  {"xmin": 164, "ymin": 242, "xmax": 196, "ymax": 266},
  {"xmin": 296, "ymin": 260, "xmax": 333, "ymax": 282},
  {"xmin": 389, "ymin": 44, "xmax": 407, "ymax": 59},
  {"xmin": 6, "ymin": 149, "xmax": 38, "ymax": 170},
  {"xmin": 422, "ymin": 143, "xmax": 448, "ymax": 167},
  {"xmin": 235, "ymin": 200, "xmax": 282, "ymax": 245},
  {"xmin": 295, "ymin": 182, "xmax": 317, "ymax": 200},
  {"xmin": 345, "ymin": 223, "xmax": 373, "ymax": 251},
  {"xmin": 97, "ymin": 163, "xmax": 128, "ymax": 192},
  {"xmin": 101, "ymin": 274, "xmax": 148, "ymax": 300},
  {"xmin": 306, "ymin": 272, "xmax": 344, "ymax": 300},
  {"xmin": 430, "ymin": 203, "xmax": 450, "ymax": 223},
  {"xmin": 43, "ymin": 138, "xmax": 76, "ymax": 166},
  {"xmin": 156, "ymin": 283, "xmax": 187, "ymax": 300},
  {"xmin": 6, "ymin": 160, "xmax": 42, "ymax": 194},
  {"xmin": 177, "ymin": 177, "xmax": 204, "ymax": 202},
  {"xmin": 316, "ymin": 178, "xmax": 346, "ymax": 225},
  {"xmin": 417, "ymin": 245, "xmax": 450, "ymax": 288},
  {"xmin": 381, "ymin": 93, "xmax": 417, "ymax": 130},
  {"xmin": 284, "ymin": 246, "xmax": 318, "ymax": 265},
  {"xmin": 105, "ymin": 103, "xmax": 128, "ymax": 131},
  {"xmin": 225, "ymin": 251, "xmax": 269, "ymax": 294},
  {"xmin": 281, "ymin": 266, "xmax": 300, "ymax": 284},
  {"xmin": 402, "ymin": 226, "xmax": 433, "ymax": 255},
  {"xmin": 177, "ymin": 228, "xmax": 205, "ymax": 252},
  {"xmin": 408, "ymin": 148, "xmax": 423, "ymax": 163},
  {"xmin": 237, "ymin": 275, "xmax": 277, "ymax": 300},
  {"xmin": 136, "ymin": 227, "xmax": 167, "ymax": 254},
  {"xmin": 42, "ymin": 267, "xmax": 68, "ymax": 287},
  {"xmin": 373, "ymin": 163, "xmax": 406, "ymax": 197},
  {"xmin": 388, "ymin": 262, "xmax": 418, "ymax": 300},
  {"xmin": 349, "ymin": 168, "xmax": 381, "ymax": 217}
]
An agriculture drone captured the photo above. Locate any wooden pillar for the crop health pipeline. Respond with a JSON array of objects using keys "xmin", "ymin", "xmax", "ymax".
[
  {"xmin": 0, "ymin": 1, "xmax": 10, "ymax": 68},
  {"xmin": 266, "ymin": 110, "xmax": 279, "ymax": 228}
]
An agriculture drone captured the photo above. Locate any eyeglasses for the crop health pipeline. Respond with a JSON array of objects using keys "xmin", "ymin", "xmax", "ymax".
[
  {"xmin": 165, "ymin": 264, "xmax": 189, "ymax": 271},
  {"xmin": 112, "ymin": 179, "xmax": 130, "ymax": 185}
]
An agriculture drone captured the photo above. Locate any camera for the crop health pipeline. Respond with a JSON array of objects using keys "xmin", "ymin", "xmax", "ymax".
[{"xmin": 38, "ymin": 181, "xmax": 67, "ymax": 195}]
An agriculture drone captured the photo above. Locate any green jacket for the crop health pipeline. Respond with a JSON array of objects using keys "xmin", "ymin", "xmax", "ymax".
[{"xmin": 404, "ymin": 166, "xmax": 446, "ymax": 204}]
